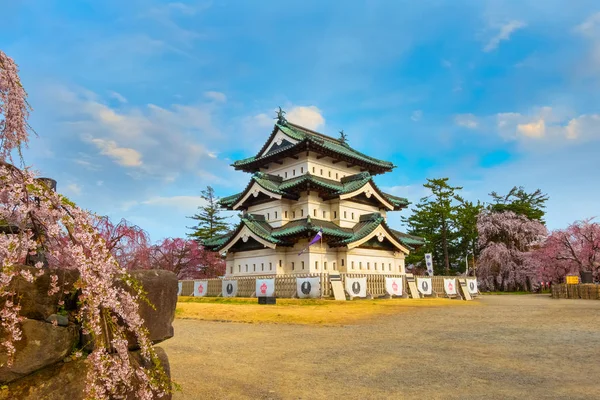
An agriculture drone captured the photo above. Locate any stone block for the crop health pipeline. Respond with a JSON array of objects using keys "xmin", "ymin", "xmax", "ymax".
[
  {"xmin": 0, "ymin": 347, "xmax": 172, "ymax": 400},
  {"xmin": 0, "ymin": 319, "xmax": 79, "ymax": 384}
]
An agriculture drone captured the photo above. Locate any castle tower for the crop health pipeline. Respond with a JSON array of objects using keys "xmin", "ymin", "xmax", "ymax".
[{"xmin": 204, "ymin": 110, "xmax": 423, "ymax": 276}]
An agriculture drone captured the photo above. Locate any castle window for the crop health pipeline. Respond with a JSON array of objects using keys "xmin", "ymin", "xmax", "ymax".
[
  {"xmin": 359, "ymin": 262, "xmax": 362, "ymax": 270},
  {"xmin": 253, "ymin": 264, "xmax": 256, "ymax": 271},
  {"xmin": 367, "ymin": 262, "xmax": 370, "ymax": 270},
  {"xmin": 344, "ymin": 211, "xmax": 347, "ymax": 218},
  {"xmin": 279, "ymin": 260, "xmax": 282, "ymax": 267},
  {"xmin": 292, "ymin": 262, "xmax": 295, "ymax": 270},
  {"xmin": 267, "ymin": 213, "xmax": 270, "ymax": 220},
  {"xmin": 301, "ymin": 209, "xmax": 304, "ymax": 217},
  {"xmin": 285, "ymin": 171, "xmax": 288, "ymax": 178},
  {"xmin": 238, "ymin": 265, "xmax": 241, "ymax": 272},
  {"xmin": 351, "ymin": 261, "xmax": 354, "ymax": 270},
  {"xmin": 275, "ymin": 211, "xmax": 278, "ymax": 218},
  {"xmin": 374, "ymin": 263, "xmax": 377, "ymax": 271},
  {"xmin": 269, "ymin": 262, "xmax": 273, "ymax": 270},
  {"xmin": 334, "ymin": 211, "xmax": 337, "ymax": 219},
  {"xmin": 320, "ymin": 169, "xmax": 323, "ymax": 176},
  {"xmin": 336, "ymin": 173, "xmax": 338, "ymax": 179},
  {"xmin": 301, "ymin": 167, "xmax": 304, "ymax": 173},
  {"xmin": 389, "ymin": 263, "xmax": 392, "ymax": 271},
  {"xmin": 333, "ymin": 262, "xmax": 336, "ymax": 270},
  {"xmin": 293, "ymin": 169, "xmax": 296, "ymax": 176},
  {"xmin": 312, "ymin": 167, "xmax": 315, "ymax": 173},
  {"xmin": 285, "ymin": 211, "xmax": 288, "ymax": 218},
  {"xmin": 328, "ymin": 171, "xmax": 331, "ymax": 178},
  {"xmin": 323, "ymin": 211, "xmax": 326, "ymax": 218},
  {"xmin": 245, "ymin": 264, "xmax": 248, "ymax": 272},
  {"xmin": 324, "ymin": 262, "xmax": 327, "ymax": 270},
  {"xmin": 230, "ymin": 266, "xmax": 233, "ymax": 273},
  {"xmin": 292, "ymin": 211, "xmax": 296, "ymax": 218},
  {"xmin": 341, "ymin": 259, "xmax": 344, "ymax": 267},
  {"xmin": 313, "ymin": 209, "xmax": 316, "ymax": 217},
  {"xmin": 302, "ymin": 261, "xmax": 305, "ymax": 270},
  {"xmin": 352, "ymin": 212, "xmax": 355, "ymax": 220},
  {"xmin": 315, "ymin": 261, "xmax": 319, "ymax": 270},
  {"xmin": 262, "ymin": 263, "xmax": 264, "ymax": 271}
]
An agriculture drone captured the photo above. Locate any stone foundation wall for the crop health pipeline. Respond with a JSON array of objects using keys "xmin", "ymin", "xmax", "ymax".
[{"xmin": 0, "ymin": 267, "xmax": 178, "ymax": 399}]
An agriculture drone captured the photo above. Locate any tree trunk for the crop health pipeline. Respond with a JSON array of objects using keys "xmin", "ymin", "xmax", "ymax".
[{"xmin": 442, "ymin": 219, "xmax": 450, "ymax": 275}]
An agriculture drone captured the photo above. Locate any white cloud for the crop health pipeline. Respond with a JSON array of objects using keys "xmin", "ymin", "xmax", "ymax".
[
  {"xmin": 142, "ymin": 195, "xmax": 208, "ymax": 211},
  {"xmin": 46, "ymin": 85, "xmax": 228, "ymax": 183},
  {"xmin": 109, "ymin": 91, "xmax": 128, "ymax": 103},
  {"xmin": 517, "ymin": 119, "xmax": 545, "ymax": 138},
  {"xmin": 286, "ymin": 106, "xmax": 325, "ymax": 130},
  {"xmin": 411, "ymin": 110, "xmax": 423, "ymax": 122},
  {"xmin": 90, "ymin": 138, "xmax": 143, "ymax": 167},
  {"xmin": 484, "ymin": 20, "xmax": 526, "ymax": 52},
  {"xmin": 575, "ymin": 12, "xmax": 600, "ymax": 37},
  {"xmin": 96, "ymin": 180, "xmax": 104, "ymax": 186},
  {"xmin": 455, "ymin": 114, "xmax": 478, "ymax": 129},
  {"xmin": 204, "ymin": 91, "xmax": 227, "ymax": 103},
  {"xmin": 65, "ymin": 183, "xmax": 82, "ymax": 196}
]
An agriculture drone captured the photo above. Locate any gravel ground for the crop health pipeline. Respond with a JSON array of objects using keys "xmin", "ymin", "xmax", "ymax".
[{"xmin": 162, "ymin": 295, "xmax": 600, "ymax": 400}]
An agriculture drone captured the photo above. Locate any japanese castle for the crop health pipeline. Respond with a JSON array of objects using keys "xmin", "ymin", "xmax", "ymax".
[{"xmin": 204, "ymin": 109, "xmax": 423, "ymax": 276}]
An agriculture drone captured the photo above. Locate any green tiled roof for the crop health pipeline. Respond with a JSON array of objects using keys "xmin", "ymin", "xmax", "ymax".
[
  {"xmin": 205, "ymin": 212, "xmax": 420, "ymax": 252},
  {"xmin": 232, "ymin": 122, "xmax": 395, "ymax": 172},
  {"xmin": 390, "ymin": 229, "xmax": 426, "ymax": 247},
  {"xmin": 218, "ymin": 171, "xmax": 408, "ymax": 210}
]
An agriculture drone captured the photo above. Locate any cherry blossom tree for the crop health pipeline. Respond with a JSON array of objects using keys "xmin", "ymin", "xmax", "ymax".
[
  {"xmin": 477, "ymin": 210, "xmax": 547, "ymax": 291},
  {"xmin": 150, "ymin": 238, "xmax": 225, "ymax": 279},
  {"xmin": 1, "ymin": 50, "xmax": 170, "ymax": 398},
  {"xmin": 93, "ymin": 215, "xmax": 152, "ymax": 271},
  {"xmin": 535, "ymin": 218, "xmax": 600, "ymax": 282}
]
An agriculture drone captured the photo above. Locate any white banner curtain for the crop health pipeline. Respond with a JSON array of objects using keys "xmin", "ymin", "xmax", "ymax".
[
  {"xmin": 256, "ymin": 279, "xmax": 275, "ymax": 297},
  {"xmin": 296, "ymin": 277, "xmax": 321, "ymax": 298},
  {"xmin": 177, "ymin": 282, "xmax": 182, "ymax": 296},
  {"xmin": 385, "ymin": 277, "xmax": 403, "ymax": 296},
  {"xmin": 193, "ymin": 280, "xmax": 208, "ymax": 297},
  {"xmin": 467, "ymin": 279, "xmax": 478, "ymax": 294},
  {"xmin": 345, "ymin": 277, "xmax": 367, "ymax": 298},
  {"xmin": 417, "ymin": 277, "xmax": 432, "ymax": 295},
  {"xmin": 444, "ymin": 278, "xmax": 457, "ymax": 295},
  {"xmin": 222, "ymin": 280, "xmax": 238, "ymax": 297}
]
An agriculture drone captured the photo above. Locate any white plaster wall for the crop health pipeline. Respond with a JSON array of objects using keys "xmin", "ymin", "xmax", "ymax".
[
  {"xmin": 261, "ymin": 152, "xmax": 362, "ymax": 182},
  {"xmin": 225, "ymin": 243, "xmax": 405, "ymax": 277}
]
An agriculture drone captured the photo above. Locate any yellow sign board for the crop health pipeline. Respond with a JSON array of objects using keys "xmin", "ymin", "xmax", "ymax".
[{"xmin": 566, "ymin": 275, "xmax": 580, "ymax": 284}]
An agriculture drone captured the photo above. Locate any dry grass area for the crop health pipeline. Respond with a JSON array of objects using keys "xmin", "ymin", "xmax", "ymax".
[
  {"xmin": 163, "ymin": 295, "xmax": 600, "ymax": 400},
  {"xmin": 175, "ymin": 296, "xmax": 476, "ymax": 325}
]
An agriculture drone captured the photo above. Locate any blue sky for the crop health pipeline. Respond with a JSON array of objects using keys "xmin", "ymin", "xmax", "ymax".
[{"xmin": 2, "ymin": 0, "xmax": 599, "ymax": 241}]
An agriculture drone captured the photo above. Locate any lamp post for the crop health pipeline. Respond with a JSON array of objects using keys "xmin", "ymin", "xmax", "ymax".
[{"xmin": 465, "ymin": 250, "xmax": 473, "ymax": 276}]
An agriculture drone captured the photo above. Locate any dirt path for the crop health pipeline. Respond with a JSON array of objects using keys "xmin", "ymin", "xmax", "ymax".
[{"xmin": 162, "ymin": 295, "xmax": 600, "ymax": 400}]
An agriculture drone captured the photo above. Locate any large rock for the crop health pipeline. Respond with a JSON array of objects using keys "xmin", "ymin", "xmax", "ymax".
[
  {"xmin": 3, "ymin": 266, "xmax": 80, "ymax": 321},
  {"xmin": 125, "ymin": 270, "xmax": 178, "ymax": 349},
  {"xmin": 0, "ymin": 347, "xmax": 172, "ymax": 400},
  {"xmin": 0, "ymin": 319, "xmax": 79, "ymax": 384}
]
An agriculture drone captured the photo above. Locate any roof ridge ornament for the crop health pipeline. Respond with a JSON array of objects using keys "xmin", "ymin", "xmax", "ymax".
[
  {"xmin": 275, "ymin": 106, "xmax": 287, "ymax": 125},
  {"xmin": 339, "ymin": 129, "xmax": 348, "ymax": 144}
]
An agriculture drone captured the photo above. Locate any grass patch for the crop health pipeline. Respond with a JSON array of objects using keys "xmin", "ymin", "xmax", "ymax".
[{"xmin": 175, "ymin": 296, "xmax": 477, "ymax": 325}]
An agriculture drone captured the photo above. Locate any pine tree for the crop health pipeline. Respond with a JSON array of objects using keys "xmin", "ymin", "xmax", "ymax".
[
  {"xmin": 402, "ymin": 178, "xmax": 462, "ymax": 275},
  {"xmin": 187, "ymin": 186, "xmax": 231, "ymax": 244},
  {"xmin": 489, "ymin": 186, "xmax": 548, "ymax": 222}
]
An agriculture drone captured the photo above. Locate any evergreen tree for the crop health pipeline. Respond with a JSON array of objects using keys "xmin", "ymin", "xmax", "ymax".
[
  {"xmin": 454, "ymin": 197, "xmax": 484, "ymax": 274},
  {"xmin": 403, "ymin": 178, "xmax": 462, "ymax": 275},
  {"xmin": 489, "ymin": 186, "xmax": 548, "ymax": 222},
  {"xmin": 187, "ymin": 186, "xmax": 231, "ymax": 243}
]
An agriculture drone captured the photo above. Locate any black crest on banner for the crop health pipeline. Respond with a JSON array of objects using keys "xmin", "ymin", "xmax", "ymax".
[
  {"xmin": 226, "ymin": 283, "xmax": 233, "ymax": 294},
  {"xmin": 352, "ymin": 281, "xmax": 361, "ymax": 295},
  {"xmin": 469, "ymin": 281, "xmax": 475, "ymax": 290},
  {"xmin": 422, "ymin": 280, "xmax": 429, "ymax": 291},
  {"xmin": 301, "ymin": 281, "xmax": 311, "ymax": 295}
]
